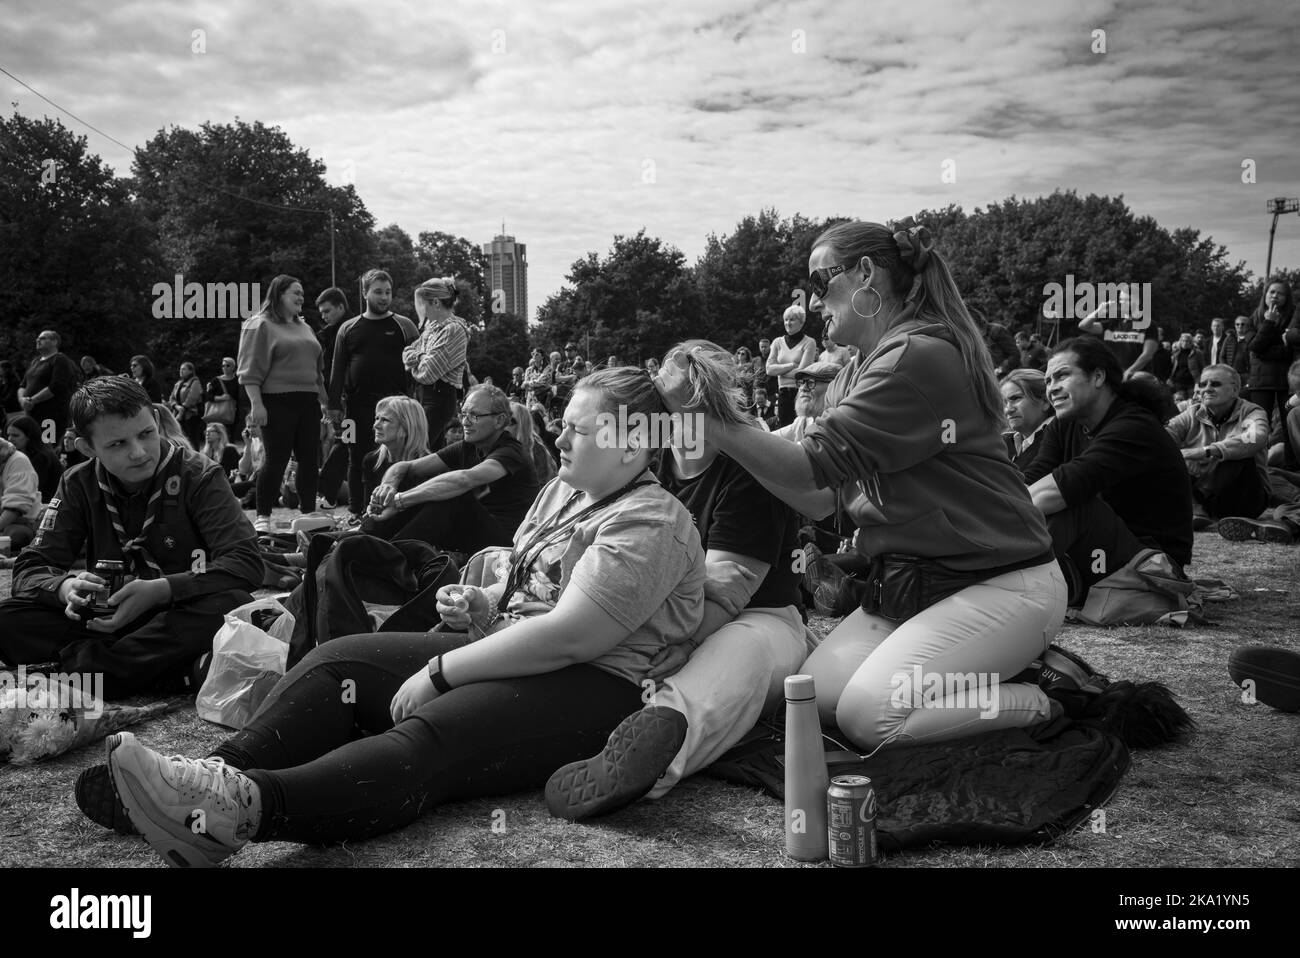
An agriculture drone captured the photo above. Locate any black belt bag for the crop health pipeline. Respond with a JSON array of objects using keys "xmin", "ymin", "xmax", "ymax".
[{"xmin": 860, "ymin": 551, "xmax": 1054, "ymax": 624}]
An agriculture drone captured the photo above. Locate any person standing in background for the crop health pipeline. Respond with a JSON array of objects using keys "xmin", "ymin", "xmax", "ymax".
[
  {"xmin": 128, "ymin": 355, "xmax": 164, "ymax": 403},
  {"xmin": 0, "ymin": 360, "xmax": 22, "ymax": 419},
  {"xmin": 765, "ymin": 306, "xmax": 817, "ymax": 427},
  {"xmin": 315, "ymin": 287, "xmax": 350, "ymax": 389},
  {"xmin": 167, "ymin": 360, "xmax": 205, "ymax": 450},
  {"xmin": 1230, "ymin": 316, "xmax": 1254, "ymax": 383},
  {"xmin": 404, "ymin": 277, "xmax": 469, "ymax": 451},
  {"xmin": 1247, "ymin": 278, "xmax": 1297, "ymax": 427},
  {"xmin": 1208, "ymin": 317, "xmax": 1230, "ymax": 366},
  {"xmin": 18, "ymin": 330, "xmax": 81, "ymax": 439},
  {"xmin": 238, "ymin": 274, "xmax": 330, "ymax": 534},
  {"xmin": 328, "ymin": 269, "xmax": 419, "ymax": 521}
]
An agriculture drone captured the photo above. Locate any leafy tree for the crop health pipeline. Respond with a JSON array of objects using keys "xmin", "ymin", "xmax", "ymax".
[
  {"xmin": 466, "ymin": 311, "xmax": 530, "ymax": 385},
  {"xmin": 417, "ymin": 231, "xmax": 488, "ymax": 323},
  {"xmin": 371, "ymin": 223, "xmax": 420, "ymax": 318},
  {"xmin": 0, "ymin": 111, "xmax": 158, "ymax": 372},
  {"xmin": 693, "ymin": 209, "xmax": 850, "ymax": 353},
  {"xmin": 914, "ymin": 192, "xmax": 1253, "ymax": 340},
  {"xmin": 533, "ymin": 230, "xmax": 699, "ymax": 365},
  {"xmin": 130, "ymin": 119, "xmax": 375, "ymax": 383}
]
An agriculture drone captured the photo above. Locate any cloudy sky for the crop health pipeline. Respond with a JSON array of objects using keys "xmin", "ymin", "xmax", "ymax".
[{"xmin": 3, "ymin": 0, "xmax": 1296, "ymax": 319}]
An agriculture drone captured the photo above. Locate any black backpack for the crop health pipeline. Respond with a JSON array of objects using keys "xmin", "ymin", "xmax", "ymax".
[{"xmin": 284, "ymin": 534, "xmax": 459, "ymax": 668}]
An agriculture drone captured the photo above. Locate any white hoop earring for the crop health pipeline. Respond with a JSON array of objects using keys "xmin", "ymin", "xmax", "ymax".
[{"xmin": 851, "ymin": 285, "xmax": 883, "ymax": 319}]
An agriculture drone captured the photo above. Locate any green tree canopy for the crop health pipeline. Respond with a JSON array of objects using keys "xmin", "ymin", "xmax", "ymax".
[
  {"xmin": 0, "ymin": 111, "xmax": 158, "ymax": 372},
  {"xmin": 130, "ymin": 119, "xmax": 375, "ymax": 381}
]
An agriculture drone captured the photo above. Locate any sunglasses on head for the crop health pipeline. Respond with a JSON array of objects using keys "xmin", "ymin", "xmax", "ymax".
[{"xmin": 807, "ymin": 264, "xmax": 851, "ymax": 299}]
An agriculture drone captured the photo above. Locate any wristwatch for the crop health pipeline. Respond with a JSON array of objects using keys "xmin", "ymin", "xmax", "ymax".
[{"xmin": 426, "ymin": 654, "xmax": 453, "ymax": 694}]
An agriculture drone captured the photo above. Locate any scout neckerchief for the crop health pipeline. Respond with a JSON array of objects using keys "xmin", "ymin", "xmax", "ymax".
[
  {"xmin": 95, "ymin": 440, "xmax": 180, "ymax": 579},
  {"xmin": 496, "ymin": 475, "xmax": 655, "ymax": 614}
]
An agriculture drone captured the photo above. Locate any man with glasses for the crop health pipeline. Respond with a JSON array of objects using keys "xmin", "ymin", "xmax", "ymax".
[
  {"xmin": 1166, "ymin": 365, "xmax": 1270, "ymax": 529},
  {"xmin": 774, "ymin": 360, "xmax": 841, "ymax": 442},
  {"xmin": 365, "ymin": 385, "xmax": 538, "ymax": 556}
]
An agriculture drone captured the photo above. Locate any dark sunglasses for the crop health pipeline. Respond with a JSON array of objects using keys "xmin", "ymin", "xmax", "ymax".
[
  {"xmin": 1198, "ymin": 379, "xmax": 1225, "ymax": 388},
  {"xmin": 807, "ymin": 264, "xmax": 851, "ymax": 299}
]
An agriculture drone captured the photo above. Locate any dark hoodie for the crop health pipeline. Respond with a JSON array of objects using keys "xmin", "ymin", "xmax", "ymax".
[{"xmin": 801, "ymin": 314, "xmax": 1051, "ymax": 573}]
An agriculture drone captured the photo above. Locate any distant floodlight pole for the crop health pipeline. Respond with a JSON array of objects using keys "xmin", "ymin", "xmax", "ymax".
[{"xmin": 1265, "ymin": 197, "xmax": 1299, "ymax": 283}]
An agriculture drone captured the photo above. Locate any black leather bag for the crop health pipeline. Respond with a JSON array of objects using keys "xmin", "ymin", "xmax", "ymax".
[{"xmin": 861, "ymin": 554, "xmax": 987, "ymax": 624}]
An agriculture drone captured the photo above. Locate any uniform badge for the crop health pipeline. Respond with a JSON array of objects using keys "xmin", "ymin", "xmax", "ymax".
[
  {"xmin": 166, "ymin": 476, "xmax": 181, "ymax": 496},
  {"xmin": 164, "ymin": 535, "xmax": 176, "ymax": 550}
]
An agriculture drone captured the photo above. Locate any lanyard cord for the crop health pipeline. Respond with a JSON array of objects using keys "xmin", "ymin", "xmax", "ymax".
[{"xmin": 496, "ymin": 476, "xmax": 654, "ymax": 613}]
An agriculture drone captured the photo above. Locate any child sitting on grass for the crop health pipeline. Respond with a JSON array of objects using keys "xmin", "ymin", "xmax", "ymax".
[{"xmin": 0, "ymin": 377, "xmax": 262, "ymax": 697}]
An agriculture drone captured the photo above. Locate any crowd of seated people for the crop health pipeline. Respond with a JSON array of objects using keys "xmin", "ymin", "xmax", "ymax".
[{"xmin": 3, "ymin": 242, "xmax": 1297, "ymax": 869}]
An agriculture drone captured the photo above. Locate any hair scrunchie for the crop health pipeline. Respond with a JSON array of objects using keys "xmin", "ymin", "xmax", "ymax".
[{"xmin": 889, "ymin": 216, "xmax": 934, "ymax": 273}]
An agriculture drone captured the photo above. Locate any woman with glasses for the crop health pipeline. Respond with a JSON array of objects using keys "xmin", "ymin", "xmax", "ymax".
[
  {"xmin": 84, "ymin": 367, "xmax": 710, "ymax": 867},
  {"xmin": 363, "ymin": 385, "xmax": 539, "ymax": 554},
  {"xmin": 200, "ymin": 422, "xmax": 242, "ymax": 476},
  {"xmin": 205, "ymin": 356, "xmax": 246, "ymax": 437},
  {"xmin": 657, "ymin": 218, "xmax": 1066, "ymax": 752}
]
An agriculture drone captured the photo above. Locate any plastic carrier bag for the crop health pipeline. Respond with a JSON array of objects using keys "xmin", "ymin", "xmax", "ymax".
[{"xmin": 196, "ymin": 597, "xmax": 294, "ymax": 730}]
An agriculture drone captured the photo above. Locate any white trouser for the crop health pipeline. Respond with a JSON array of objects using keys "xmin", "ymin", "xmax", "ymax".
[
  {"xmin": 802, "ymin": 560, "xmax": 1068, "ymax": 751},
  {"xmin": 646, "ymin": 604, "xmax": 807, "ymax": 799}
]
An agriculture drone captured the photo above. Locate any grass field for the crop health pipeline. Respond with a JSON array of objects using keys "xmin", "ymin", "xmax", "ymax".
[{"xmin": 2, "ymin": 517, "xmax": 1297, "ymax": 869}]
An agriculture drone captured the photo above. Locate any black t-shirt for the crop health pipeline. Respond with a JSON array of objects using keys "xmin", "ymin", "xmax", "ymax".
[
  {"xmin": 1022, "ymin": 397, "xmax": 1193, "ymax": 567},
  {"xmin": 317, "ymin": 322, "xmax": 343, "ymax": 391},
  {"xmin": 437, "ymin": 433, "xmax": 538, "ymax": 535},
  {"xmin": 655, "ymin": 451, "xmax": 801, "ymax": 611},
  {"xmin": 23, "ymin": 352, "xmax": 80, "ymax": 426},
  {"xmin": 1099, "ymin": 319, "xmax": 1158, "ymax": 372},
  {"xmin": 340, "ymin": 315, "xmax": 410, "ymax": 398}
]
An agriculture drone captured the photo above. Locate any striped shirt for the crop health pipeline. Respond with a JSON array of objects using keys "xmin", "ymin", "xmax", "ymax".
[{"xmin": 404, "ymin": 316, "xmax": 469, "ymax": 387}]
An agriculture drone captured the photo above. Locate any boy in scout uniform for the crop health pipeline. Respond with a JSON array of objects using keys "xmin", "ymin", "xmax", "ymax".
[{"xmin": 0, "ymin": 377, "xmax": 261, "ymax": 697}]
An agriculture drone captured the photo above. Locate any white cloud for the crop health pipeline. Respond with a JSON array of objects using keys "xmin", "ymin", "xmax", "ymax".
[{"xmin": 3, "ymin": 0, "xmax": 1298, "ymax": 320}]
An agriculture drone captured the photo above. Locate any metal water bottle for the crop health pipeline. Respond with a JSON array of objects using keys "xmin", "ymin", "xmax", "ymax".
[{"xmin": 784, "ymin": 674, "xmax": 829, "ymax": 861}]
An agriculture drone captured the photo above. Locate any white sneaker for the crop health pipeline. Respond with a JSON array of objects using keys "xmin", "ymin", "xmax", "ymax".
[{"xmin": 106, "ymin": 732, "xmax": 259, "ymax": 868}]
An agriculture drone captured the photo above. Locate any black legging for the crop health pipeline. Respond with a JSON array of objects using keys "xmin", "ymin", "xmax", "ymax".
[
  {"xmin": 362, "ymin": 489, "xmax": 512, "ymax": 554},
  {"xmin": 420, "ymin": 382, "xmax": 459, "ymax": 452},
  {"xmin": 257, "ymin": 392, "xmax": 320, "ymax": 516},
  {"xmin": 209, "ymin": 631, "xmax": 643, "ymax": 845},
  {"xmin": 344, "ymin": 392, "xmax": 381, "ymax": 515},
  {"xmin": 777, "ymin": 386, "xmax": 798, "ymax": 428},
  {"xmin": 1247, "ymin": 389, "xmax": 1287, "ymax": 429}
]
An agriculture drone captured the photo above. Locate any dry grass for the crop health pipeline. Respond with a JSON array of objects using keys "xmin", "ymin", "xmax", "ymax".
[{"xmin": 3, "ymin": 511, "xmax": 1298, "ymax": 868}]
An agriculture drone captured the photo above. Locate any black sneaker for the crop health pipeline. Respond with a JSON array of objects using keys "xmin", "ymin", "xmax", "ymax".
[
  {"xmin": 1228, "ymin": 646, "xmax": 1300, "ymax": 713},
  {"xmin": 544, "ymin": 706, "xmax": 689, "ymax": 821},
  {"xmin": 74, "ymin": 763, "xmax": 137, "ymax": 835},
  {"xmin": 1217, "ymin": 517, "xmax": 1296, "ymax": 544}
]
